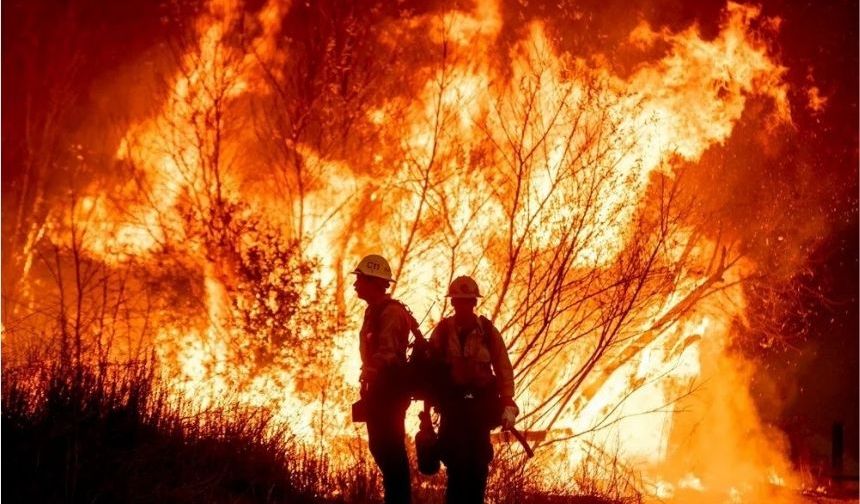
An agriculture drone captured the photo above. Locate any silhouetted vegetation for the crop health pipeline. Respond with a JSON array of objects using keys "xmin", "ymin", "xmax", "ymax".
[
  {"xmin": 1, "ymin": 359, "xmax": 380, "ymax": 504},
  {"xmin": 2, "ymin": 356, "xmax": 639, "ymax": 503}
]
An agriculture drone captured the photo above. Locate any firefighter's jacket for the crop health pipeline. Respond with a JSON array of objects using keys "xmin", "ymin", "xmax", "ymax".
[
  {"xmin": 428, "ymin": 315, "xmax": 515, "ymax": 400},
  {"xmin": 359, "ymin": 296, "xmax": 410, "ymax": 386}
]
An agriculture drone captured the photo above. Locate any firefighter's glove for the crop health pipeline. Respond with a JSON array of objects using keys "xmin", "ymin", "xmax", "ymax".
[{"xmin": 501, "ymin": 406, "xmax": 518, "ymax": 430}]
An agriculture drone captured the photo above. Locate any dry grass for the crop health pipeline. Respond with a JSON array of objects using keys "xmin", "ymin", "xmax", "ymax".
[
  {"xmin": 1, "ymin": 360, "xmax": 378, "ymax": 503},
  {"xmin": 2, "ymin": 359, "xmax": 639, "ymax": 503}
]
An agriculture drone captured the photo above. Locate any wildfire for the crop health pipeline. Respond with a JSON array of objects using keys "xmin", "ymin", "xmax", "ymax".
[{"xmin": 7, "ymin": 0, "xmax": 816, "ymax": 501}]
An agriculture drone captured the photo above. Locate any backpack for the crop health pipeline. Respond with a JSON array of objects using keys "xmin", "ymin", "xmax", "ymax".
[{"xmin": 366, "ymin": 299, "xmax": 443, "ymax": 401}]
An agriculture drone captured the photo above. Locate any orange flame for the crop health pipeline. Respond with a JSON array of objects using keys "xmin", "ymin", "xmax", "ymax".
[{"xmin": 16, "ymin": 0, "xmax": 809, "ymax": 500}]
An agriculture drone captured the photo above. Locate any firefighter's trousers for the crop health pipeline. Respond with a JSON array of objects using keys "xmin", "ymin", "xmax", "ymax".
[
  {"xmin": 438, "ymin": 391, "xmax": 496, "ymax": 504},
  {"xmin": 366, "ymin": 394, "xmax": 411, "ymax": 504}
]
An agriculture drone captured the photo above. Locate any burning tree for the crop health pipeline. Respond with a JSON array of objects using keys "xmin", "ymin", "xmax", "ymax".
[{"xmin": 3, "ymin": 0, "xmax": 824, "ymax": 501}]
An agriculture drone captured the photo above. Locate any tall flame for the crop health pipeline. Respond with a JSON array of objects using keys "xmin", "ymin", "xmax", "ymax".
[{"xmin": 10, "ymin": 0, "xmax": 811, "ymax": 501}]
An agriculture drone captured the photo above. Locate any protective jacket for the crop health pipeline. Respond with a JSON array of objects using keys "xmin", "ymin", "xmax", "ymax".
[
  {"xmin": 428, "ymin": 315, "xmax": 514, "ymax": 401},
  {"xmin": 429, "ymin": 314, "xmax": 515, "ymax": 503},
  {"xmin": 359, "ymin": 296, "xmax": 411, "ymax": 389}
]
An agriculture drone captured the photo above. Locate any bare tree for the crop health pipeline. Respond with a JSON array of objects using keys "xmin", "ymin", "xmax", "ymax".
[
  {"xmin": 108, "ymin": 3, "xmax": 343, "ymax": 404},
  {"xmin": 347, "ymin": 24, "xmax": 746, "ymax": 447},
  {"xmin": 2, "ymin": 1, "xmax": 89, "ymax": 319}
]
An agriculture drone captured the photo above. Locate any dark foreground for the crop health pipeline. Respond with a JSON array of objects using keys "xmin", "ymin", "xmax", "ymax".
[{"xmin": 2, "ymin": 362, "xmax": 634, "ymax": 504}]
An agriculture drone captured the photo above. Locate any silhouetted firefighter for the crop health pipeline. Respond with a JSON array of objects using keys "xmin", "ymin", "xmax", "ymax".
[
  {"xmin": 351, "ymin": 254, "xmax": 412, "ymax": 504},
  {"xmin": 428, "ymin": 276, "xmax": 519, "ymax": 504}
]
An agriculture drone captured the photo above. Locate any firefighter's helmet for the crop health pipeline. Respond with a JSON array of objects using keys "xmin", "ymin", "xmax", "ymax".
[
  {"xmin": 351, "ymin": 254, "xmax": 395, "ymax": 282},
  {"xmin": 447, "ymin": 275, "xmax": 481, "ymax": 298}
]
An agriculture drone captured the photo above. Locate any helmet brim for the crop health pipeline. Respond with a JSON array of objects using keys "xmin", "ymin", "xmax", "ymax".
[{"xmin": 351, "ymin": 270, "xmax": 396, "ymax": 283}]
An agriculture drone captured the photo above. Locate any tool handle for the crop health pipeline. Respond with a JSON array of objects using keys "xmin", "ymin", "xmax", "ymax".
[{"xmin": 506, "ymin": 427, "xmax": 534, "ymax": 458}]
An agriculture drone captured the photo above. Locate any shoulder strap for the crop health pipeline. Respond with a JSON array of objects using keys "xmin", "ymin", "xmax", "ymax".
[
  {"xmin": 370, "ymin": 298, "xmax": 426, "ymax": 348},
  {"xmin": 401, "ymin": 301, "xmax": 427, "ymax": 346},
  {"xmin": 478, "ymin": 315, "xmax": 494, "ymax": 348}
]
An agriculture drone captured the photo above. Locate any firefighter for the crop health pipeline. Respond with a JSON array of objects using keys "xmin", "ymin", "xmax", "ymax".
[
  {"xmin": 352, "ymin": 254, "xmax": 412, "ymax": 504},
  {"xmin": 429, "ymin": 275, "xmax": 519, "ymax": 504}
]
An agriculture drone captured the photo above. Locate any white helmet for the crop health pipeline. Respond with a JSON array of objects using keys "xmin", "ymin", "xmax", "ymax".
[
  {"xmin": 447, "ymin": 275, "xmax": 481, "ymax": 298},
  {"xmin": 351, "ymin": 254, "xmax": 395, "ymax": 282}
]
